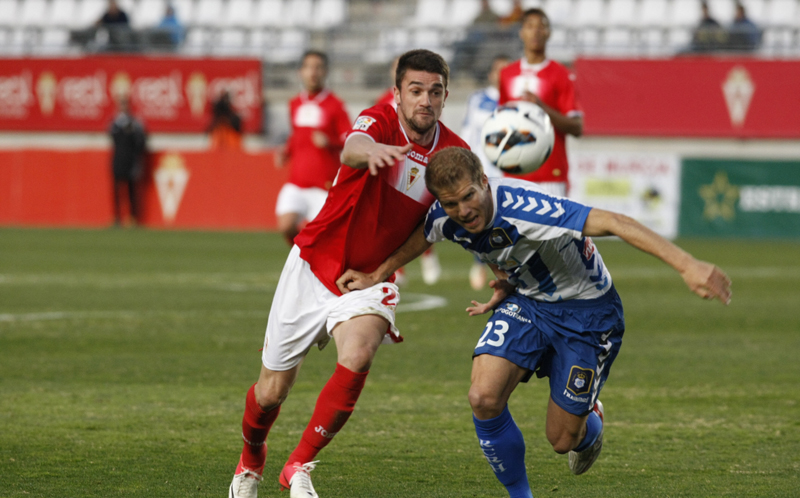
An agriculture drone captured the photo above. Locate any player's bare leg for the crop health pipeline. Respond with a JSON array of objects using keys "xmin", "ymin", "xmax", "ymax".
[
  {"xmin": 545, "ymin": 397, "xmax": 604, "ymax": 474},
  {"xmin": 280, "ymin": 315, "xmax": 387, "ymax": 497},
  {"xmin": 231, "ymin": 362, "xmax": 302, "ymax": 498},
  {"xmin": 469, "ymin": 355, "xmax": 533, "ymax": 498},
  {"xmin": 277, "ymin": 212, "xmax": 303, "ymax": 246}
]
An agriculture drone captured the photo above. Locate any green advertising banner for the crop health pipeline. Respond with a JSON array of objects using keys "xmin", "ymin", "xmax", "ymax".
[{"xmin": 679, "ymin": 159, "xmax": 800, "ymax": 238}]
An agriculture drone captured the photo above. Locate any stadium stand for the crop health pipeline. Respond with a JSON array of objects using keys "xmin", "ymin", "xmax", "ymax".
[{"xmin": 0, "ymin": 0, "xmax": 798, "ymax": 83}]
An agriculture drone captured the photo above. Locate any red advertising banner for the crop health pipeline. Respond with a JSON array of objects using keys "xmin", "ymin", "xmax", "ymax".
[
  {"xmin": 0, "ymin": 149, "xmax": 288, "ymax": 230},
  {"xmin": 574, "ymin": 57, "xmax": 800, "ymax": 138},
  {"xmin": 0, "ymin": 57, "xmax": 262, "ymax": 133}
]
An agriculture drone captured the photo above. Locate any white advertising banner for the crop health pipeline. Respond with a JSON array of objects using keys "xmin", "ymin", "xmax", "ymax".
[{"xmin": 568, "ymin": 151, "xmax": 682, "ymax": 239}]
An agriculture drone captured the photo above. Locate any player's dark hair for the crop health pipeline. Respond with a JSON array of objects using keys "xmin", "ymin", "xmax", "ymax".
[
  {"xmin": 521, "ymin": 8, "xmax": 550, "ymax": 25},
  {"xmin": 395, "ymin": 49, "xmax": 449, "ymax": 90},
  {"xmin": 425, "ymin": 147, "xmax": 485, "ymax": 198},
  {"xmin": 301, "ymin": 50, "xmax": 328, "ymax": 69}
]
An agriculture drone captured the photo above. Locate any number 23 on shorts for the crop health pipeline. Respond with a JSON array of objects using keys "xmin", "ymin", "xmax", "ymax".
[{"xmin": 477, "ymin": 319, "xmax": 509, "ymax": 348}]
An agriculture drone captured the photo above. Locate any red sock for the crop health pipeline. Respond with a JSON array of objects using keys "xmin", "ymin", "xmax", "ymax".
[
  {"xmin": 286, "ymin": 363, "xmax": 368, "ymax": 465},
  {"xmin": 239, "ymin": 383, "xmax": 280, "ymax": 473}
]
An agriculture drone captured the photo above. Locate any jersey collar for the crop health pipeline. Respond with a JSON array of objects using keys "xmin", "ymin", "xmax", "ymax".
[
  {"xmin": 397, "ymin": 117, "xmax": 441, "ymax": 154},
  {"xmin": 520, "ymin": 58, "xmax": 551, "ymax": 73}
]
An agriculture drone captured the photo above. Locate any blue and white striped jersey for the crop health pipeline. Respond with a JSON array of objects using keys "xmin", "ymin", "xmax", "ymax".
[{"xmin": 424, "ymin": 177, "xmax": 613, "ymax": 302}]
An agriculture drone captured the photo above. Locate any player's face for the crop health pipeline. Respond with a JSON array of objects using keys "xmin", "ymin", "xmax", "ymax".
[
  {"xmin": 519, "ymin": 14, "xmax": 550, "ymax": 52},
  {"xmin": 436, "ymin": 175, "xmax": 493, "ymax": 234},
  {"xmin": 299, "ymin": 55, "xmax": 327, "ymax": 93},
  {"xmin": 395, "ymin": 70, "xmax": 448, "ymax": 137}
]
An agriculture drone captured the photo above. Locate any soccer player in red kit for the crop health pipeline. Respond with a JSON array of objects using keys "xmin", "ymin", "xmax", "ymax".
[
  {"xmin": 498, "ymin": 8, "xmax": 583, "ymax": 198},
  {"xmin": 229, "ymin": 49, "xmax": 469, "ymax": 498},
  {"xmin": 274, "ymin": 51, "xmax": 352, "ymax": 246}
]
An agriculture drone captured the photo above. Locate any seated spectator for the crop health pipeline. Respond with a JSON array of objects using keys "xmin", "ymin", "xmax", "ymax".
[
  {"xmin": 727, "ymin": 2, "xmax": 761, "ymax": 51},
  {"xmin": 690, "ymin": 2, "xmax": 726, "ymax": 52},
  {"xmin": 474, "ymin": 0, "xmax": 500, "ymax": 25},
  {"xmin": 500, "ymin": 0, "xmax": 524, "ymax": 26},
  {"xmin": 157, "ymin": 4, "xmax": 185, "ymax": 46},
  {"xmin": 208, "ymin": 91, "xmax": 243, "ymax": 151},
  {"xmin": 96, "ymin": 0, "xmax": 129, "ymax": 26}
]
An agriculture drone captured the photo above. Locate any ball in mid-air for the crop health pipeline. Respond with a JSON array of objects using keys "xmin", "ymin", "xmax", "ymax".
[{"xmin": 481, "ymin": 101, "xmax": 555, "ymax": 175}]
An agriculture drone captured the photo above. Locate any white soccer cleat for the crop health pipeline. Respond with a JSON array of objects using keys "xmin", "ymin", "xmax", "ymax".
[
  {"xmin": 568, "ymin": 400, "xmax": 604, "ymax": 475},
  {"xmin": 420, "ymin": 250, "xmax": 442, "ymax": 285},
  {"xmin": 284, "ymin": 461, "xmax": 320, "ymax": 498},
  {"xmin": 469, "ymin": 262, "xmax": 487, "ymax": 290},
  {"xmin": 229, "ymin": 468, "xmax": 261, "ymax": 498}
]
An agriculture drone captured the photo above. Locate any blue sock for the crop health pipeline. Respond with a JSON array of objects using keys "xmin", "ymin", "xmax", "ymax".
[
  {"xmin": 473, "ymin": 406, "xmax": 533, "ymax": 498},
  {"xmin": 574, "ymin": 410, "xmax": 602, "ymax": 452}
]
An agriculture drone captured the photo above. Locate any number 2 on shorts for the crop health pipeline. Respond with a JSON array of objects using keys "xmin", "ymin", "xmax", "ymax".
[{"xmin": 476, "ymin": 320, "xmax": 509, "ymax": 348}]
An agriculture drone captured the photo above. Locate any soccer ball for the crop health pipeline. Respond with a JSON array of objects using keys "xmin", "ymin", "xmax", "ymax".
[{"xmin": 481, "ymin": 101, "xmax": 555, "ymax": 175}]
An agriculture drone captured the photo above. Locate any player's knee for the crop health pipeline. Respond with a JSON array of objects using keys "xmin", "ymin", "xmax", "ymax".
[
  {"xmin": 468, "ymin": 387, "xmax": 505, "ymax": 419},
  {"xmin": 337, "ymin": 349, "xmax": 374, "ymax": 373},
  {"xmin": 254, "ymin": 381, "xmax": 290, "ymax": 412},
  {"xmin": 547, "ymin": 428, "xmax": 582, "ymax": 454}
]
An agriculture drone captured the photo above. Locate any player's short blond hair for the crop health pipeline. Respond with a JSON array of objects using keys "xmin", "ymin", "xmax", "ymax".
[{"xmin": 425, "ymin": 147, "xmax": 484, "ymax": 198}]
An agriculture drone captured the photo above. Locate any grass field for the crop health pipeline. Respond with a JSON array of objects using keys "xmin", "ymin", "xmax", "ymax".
[{"xmin": 1, "ymin": 228, "xmax": 798, "ymax": 497}]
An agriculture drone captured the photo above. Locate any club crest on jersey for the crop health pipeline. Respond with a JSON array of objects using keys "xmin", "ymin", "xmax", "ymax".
[
  {"xmin": 407, "ymin": 166, "xmax": 421, "ymax": 190},
  {"xmin": 353, "ymin": 116, "xmax": 376, "ymax": 131},
  {"xmin": 566, "ymin": 366, "xmax": 594, "ymax": 396},
  {"xmin": 489, "ymin": 228, "xmax": 513, "ymax": 248}
]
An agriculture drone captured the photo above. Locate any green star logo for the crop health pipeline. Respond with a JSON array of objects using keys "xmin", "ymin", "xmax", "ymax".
[{"xmin": 699, "ymin": 171, "xmax": 740, "ymax": 221}]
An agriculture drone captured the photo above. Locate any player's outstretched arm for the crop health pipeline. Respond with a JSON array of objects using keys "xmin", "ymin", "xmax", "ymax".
[
  {"xmin": 520, "ymin": 91, "xmax": 583, "ymax": 137},
  {"xmin": 341, "ymin": 135, "xmax": 413, "ymax": 176},
  {"xmin": 583, "ymin": 208, "xmax": 732, "ymax": 305},
  {"xmin": 337, "ymin": 223, "xmax": 432, "ymax": 293},
  {"xmin": 466, "ymin": 264, "xmax": 515, "ymax": 316}
]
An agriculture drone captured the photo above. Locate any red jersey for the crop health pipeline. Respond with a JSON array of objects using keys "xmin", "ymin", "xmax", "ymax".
[
  {"xmin": 294, "ymin": 103, "xmax": 469, "ymax": 295},
  {"xmin": 285, "ymin": 89, "xmax": 352, "ymax": 190},
  {"xmin": 498, "ymin": 59, "xmax": 582, "ymax": 184},
  {"xmin": 374, "ymin": 87, "xmax": 396, "ymax": 108}
]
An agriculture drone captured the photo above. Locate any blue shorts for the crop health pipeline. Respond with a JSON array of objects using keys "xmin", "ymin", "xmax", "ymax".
[{"xmin": 473, "ymin": 287, "xmax": 625, "ymax": 416}]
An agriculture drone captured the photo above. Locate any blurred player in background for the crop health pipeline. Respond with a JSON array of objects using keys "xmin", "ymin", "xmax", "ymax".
[
  {"xmin": 338, "ymin": 147, "xmax": 732, "ymax": 498},
  {"xmin": 373, "ymin": 54, "xmax": 442, "ymax": 285},
  {"xmin": 274, "ymin": 51, "xmax": 351, "ymax": 246},
  {"xmin": 229, "ymin": 49, "xmax": 469, "ymax": 498},
  {"xmin": 498, "ymin": 8, "xmax": 583, "ymax": 198},
  {"xmin": 109, "ymin": 96, "xmax": 146, "ymax": 226},
  {"xmin": 460, "ymin": 54, "xmax": 511, "ymax": 290}
]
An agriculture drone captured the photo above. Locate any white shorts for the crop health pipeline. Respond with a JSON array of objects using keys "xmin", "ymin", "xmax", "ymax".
[
  {"xmin": 262, "ymin": 245, "xmax": 402, "ymax": 371},
  {"xmin": 535, "ymin": 181, "xmax": 568, "ymax": 198},
  {"xmin": 274, "ymin": 183, "xmax": 329, "ymax": 221}
]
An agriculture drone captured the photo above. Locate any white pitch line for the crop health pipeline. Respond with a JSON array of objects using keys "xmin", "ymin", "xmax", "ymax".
[{"xmin": 397, "ymin": 293, "xmax": 448, "ymax": 313}]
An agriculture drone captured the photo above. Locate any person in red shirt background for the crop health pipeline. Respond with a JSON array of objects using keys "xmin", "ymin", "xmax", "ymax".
[
  {"xmin": 274, "ymin": 50, "xmax": 352, "ymax": 245},
  {"xmin": 498, "ymin": 8, "xmax": 583, "ymax": 198}
]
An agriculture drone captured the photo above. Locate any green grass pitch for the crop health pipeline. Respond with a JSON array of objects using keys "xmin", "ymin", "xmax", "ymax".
[{"xmin": 1, "ymin": 228, "xmax": 798, "ymax": 497}]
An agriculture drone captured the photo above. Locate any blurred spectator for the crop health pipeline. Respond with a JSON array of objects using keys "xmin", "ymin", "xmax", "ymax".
[
  {"xmin": 460, "ymin": 54, "xmax": 511, "ymax": 290},
  {"xmin": 500, "ymin": 0, "xmax": 524, "ymax": 26},
  {"xmin": 109, "ymin": 97, "xmax": 147, "ymax": 226},
  {"xmin": 728, "ymin": 3, "xmax": 761, "ymax": 51},
  {"xmin": 96, "ymin": 0, "xmax": 129, "ymax": 26},
  {"xmin": 473, "ymin": 0, "xmax": 500, "ymax": 25},
  {"xmin": 208, "ymin": 91, "xmax": 243, "ymax": 150},
  {"xmin": 690, "ymin": 2, "xmax": 726, "ymax": 52},
  {"xmin": 374, "ymin": 56, "xmax": 399, "ymax": 107},
  {"xmin": 157, "ymin": 4, "xmax": 185, "ymax": 46},
  {"xmin": 274, "ymin": 51, "xmax": 351, "ymax": 246}
]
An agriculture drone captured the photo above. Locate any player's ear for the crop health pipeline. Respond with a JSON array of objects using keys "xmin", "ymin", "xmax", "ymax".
[{"xmin": 393, "ymin": 86, "xmax": 400, "ymax": 105}]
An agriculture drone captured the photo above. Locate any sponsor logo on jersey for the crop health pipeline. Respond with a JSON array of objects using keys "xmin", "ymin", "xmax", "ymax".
[
  {"xmin": 496, "ymin": 304, "xmax": 531, "ymax": 324},
  {"xmin": 353, "ymin": 116, "xmax": 376, "ymax": 131},
  {"xmin": 488, "ymin": 227, "xmax": 513, "ymax": 248},
  {"xmin": 504, "ymin": 303, "xmax": 520, "ymax": 313},
  {"xmin": 407, "ymin": 149, "xmax": 429, "ymax": 164},
  {"xmin": 566, "ymin": 366, "xmax": 594, "ymax": 396},
  {"xmin": 582, "ymin": 237, "xmax": 596, "ymax": 261}
]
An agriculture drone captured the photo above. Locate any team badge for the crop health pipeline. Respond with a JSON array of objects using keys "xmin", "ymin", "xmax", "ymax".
[
  {"xmin": 407, "ymin": 166, "xmax": 420, "ymax": 190},
  {"xmin": 353, "ymin": 116, "xmax": 376, "ymax": 131},
  {"xmin": 489, "ymin": 227, "xmax": 513, "ymax": 248},
  {"xmin": 566, "ymin": 366, "xmax": 594, "ymax": 396}
]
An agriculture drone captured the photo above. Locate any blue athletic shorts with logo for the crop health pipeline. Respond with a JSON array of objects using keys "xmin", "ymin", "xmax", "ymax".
[{"xmin": 473, "ymin": 287, "xmax": 625, "ymax": 416}]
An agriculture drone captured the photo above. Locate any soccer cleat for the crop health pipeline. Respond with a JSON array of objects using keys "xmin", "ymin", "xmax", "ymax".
[
  {"xmin": 280, "ymin": 461, "xmax": 320, "ymax": 498},
  {"xmin": 568, "ymin": 400, "xmax": 604, "ymax": 475},
  {"xmin": 469, "ymin": 262, "xmax": 487, "ymax": 290},
  {"xmin": 229, "ymin": 468, "xmax": 262, "ymax": 498},
  {"xmin": 420, "ymin": 250, "xmax": 442, "ymax": 285}
]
